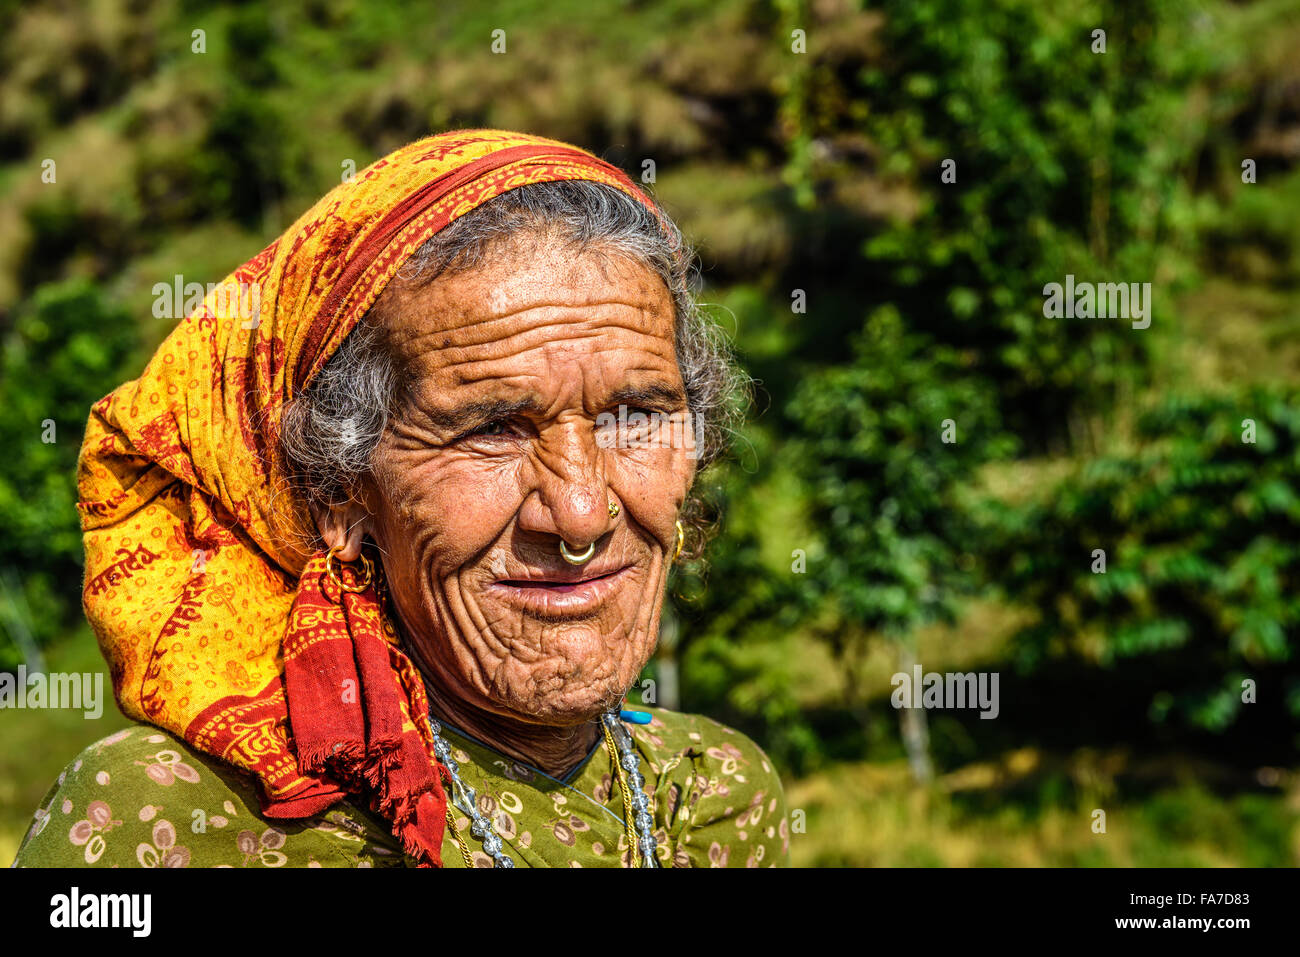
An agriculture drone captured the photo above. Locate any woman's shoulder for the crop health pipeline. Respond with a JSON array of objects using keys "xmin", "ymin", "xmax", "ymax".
[
  {"xmin": 11, "ymin": 723, "xmax": 406, "ymax": 868},
  {"xmin": 628, "ymin": 707, "xmax": 792, "ymax": 867},
  {"xmin": 630, "ymin": 706, "xmax": 783, "ymax": 780}
]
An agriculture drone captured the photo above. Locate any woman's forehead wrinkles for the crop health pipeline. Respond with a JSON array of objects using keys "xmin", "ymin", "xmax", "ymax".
[
  {"xmin": 397, "ymin": 318, "xmax": 675, "ymax": 371},
  {"xmin": 380, "ymin": 246, "xmax": 670, "ymax": 328},
  {"xmin": 405, "ymin": 356, "xmax": 682, "ymax": 416},
  {"xmin": 432, "ymin": 340, "xmax": 680, "ymax": 390},
  {"xmin": 397, "ymin": 300, "xmax": 670, "ymax": 352}
]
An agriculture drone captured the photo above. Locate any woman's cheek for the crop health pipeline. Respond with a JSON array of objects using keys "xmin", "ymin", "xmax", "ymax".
[
  {"xmin": 608, "ymin": 445, "xmax": 692, "ymax": 538},
  {"xmin": 381, "ymin": 454, "xmax": 521, "ymax": 574}
]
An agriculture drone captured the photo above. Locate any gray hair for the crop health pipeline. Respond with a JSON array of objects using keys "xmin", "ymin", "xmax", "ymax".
[{"xmin": 280, "ymin": 179, "xmax": 747, "ymax": 556}]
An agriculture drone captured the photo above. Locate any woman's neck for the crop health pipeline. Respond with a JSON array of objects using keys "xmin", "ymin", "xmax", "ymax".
[
  {"xmin": 406, "ymin": 649, "xmax": 602, "ymax": 778},
  {"xmin": 423, "ymin": 681, "xmax": 601, "ymax": 779}
]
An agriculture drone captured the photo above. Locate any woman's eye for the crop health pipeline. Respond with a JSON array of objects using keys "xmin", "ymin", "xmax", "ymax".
[
  {"xmin": 626, "ymin": 407, "xmax": 664, "ymax": 429},
  {"xmin": 462, "ymin": 420, "xmax": 513, "ymax": 441},
  {"xmin": 596, "ymin": 406, "xmax": 655, "ymax": 424}
]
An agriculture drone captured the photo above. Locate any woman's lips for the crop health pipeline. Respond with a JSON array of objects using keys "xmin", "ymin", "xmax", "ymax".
[{"xmin": 488, "ymin": 564, "xmax": 634, "ymax": 618}]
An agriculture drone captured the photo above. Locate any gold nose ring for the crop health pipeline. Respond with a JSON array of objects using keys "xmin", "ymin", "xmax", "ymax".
[
  {"xmin": 608, "ymin": 501, "xmax": 620, "ymax": 519},
  {"xmin": 559, "ymin": 540, "xmax": 596, "ymax": 565}
]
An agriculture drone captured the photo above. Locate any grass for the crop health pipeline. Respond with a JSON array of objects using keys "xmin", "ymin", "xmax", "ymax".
[
  {"xmin": 787, "ymin": 751, "xmax": 1300, "ymax": 867},
  {"xmin": 774, "ymin": 595, "xmax": 1300, "ymax": 867}
]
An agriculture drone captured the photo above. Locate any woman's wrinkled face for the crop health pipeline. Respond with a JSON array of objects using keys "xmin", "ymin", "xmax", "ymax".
[{"xmin": 355, "ymin": 234, "xmax": 694, "ymax": 727}]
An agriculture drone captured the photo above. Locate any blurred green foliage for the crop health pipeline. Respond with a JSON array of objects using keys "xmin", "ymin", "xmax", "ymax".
[
  {"xmin": 852, "ymin": 0, "xmax": 1199, "ymax": 448},
  {"xmin": 668, "ymin": 0, "xmax": 1300, "ymax": 775},
  {"xmin": 0, "ymin": 282, "xmax": 138, "ymax": 665},
  {"xmin": 988, "ymin": 386, "xmax": 1300, "ymax": 730},
  {"xmin": 788, "ymin": 306, "xmax": 1014, "ymax": 641}
]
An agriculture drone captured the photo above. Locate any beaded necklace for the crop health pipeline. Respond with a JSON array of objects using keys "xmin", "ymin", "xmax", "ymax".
[{"xmin": 431, "ymin": 710, "xmax": 659, "ymax": 868}]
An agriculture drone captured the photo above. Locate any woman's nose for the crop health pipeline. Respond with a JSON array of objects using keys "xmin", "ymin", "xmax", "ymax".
[{"xmin": 517, "ymin": 424, "xmax": 613, "ymax": 547}]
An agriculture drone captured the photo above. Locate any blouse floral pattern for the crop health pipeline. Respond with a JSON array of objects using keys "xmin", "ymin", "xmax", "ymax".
[{"xmin": 12, "ymin": 707, "xmax": 790, "ymax": 868}]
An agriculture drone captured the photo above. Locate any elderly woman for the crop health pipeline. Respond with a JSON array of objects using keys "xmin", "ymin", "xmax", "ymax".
[{"xmin": 13, "ymin": 130, "xmax": 788, "ymax": 868}]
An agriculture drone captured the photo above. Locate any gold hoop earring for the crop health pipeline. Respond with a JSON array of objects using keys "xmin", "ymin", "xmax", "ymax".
[
  {"xmin": 672, "ymin": 521, "xmax": 685, "ymax": 563},
  {"xmin": 326, "ymin": 545, "xmax": 374, "ymax": 593}
]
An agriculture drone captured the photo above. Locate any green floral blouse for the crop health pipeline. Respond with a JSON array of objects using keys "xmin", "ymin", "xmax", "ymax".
[{"xmin": 12, "ymin": 706, "xmax": 790, "ymax": 868}]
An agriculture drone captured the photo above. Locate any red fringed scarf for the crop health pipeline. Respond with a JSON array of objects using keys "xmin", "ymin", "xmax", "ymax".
[{"xmin": 278, "ymin": 551, "xmax": 447, "ymax": 866}]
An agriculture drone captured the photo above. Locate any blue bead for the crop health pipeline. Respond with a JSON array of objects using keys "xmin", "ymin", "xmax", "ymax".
[{"xmin": 620, "ymin": 710, "xmax": 652, "ymax": 725}]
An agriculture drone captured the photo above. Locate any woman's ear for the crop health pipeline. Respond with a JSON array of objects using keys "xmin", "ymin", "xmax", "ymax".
[{"xmin": 310, "ymin": 500, "xmax": 372, "ymax": 561}]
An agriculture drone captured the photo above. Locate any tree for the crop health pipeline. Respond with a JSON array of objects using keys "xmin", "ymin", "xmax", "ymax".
[
  {"xmin": 786, "ymin": 306, "xmax": 1014, "ymax": 779},
  {"xmin": 989, "ymin": 387, "xmax": 1300, "ymax": 734},
  {"xmin": 0, "ymin": 280, "xmax": 138, "ymax": 666}
]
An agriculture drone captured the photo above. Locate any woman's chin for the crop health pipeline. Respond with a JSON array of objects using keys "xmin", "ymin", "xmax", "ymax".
[{"xmin": 495, "ymin": 676, "xmax": 635, "ymax": 727}]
